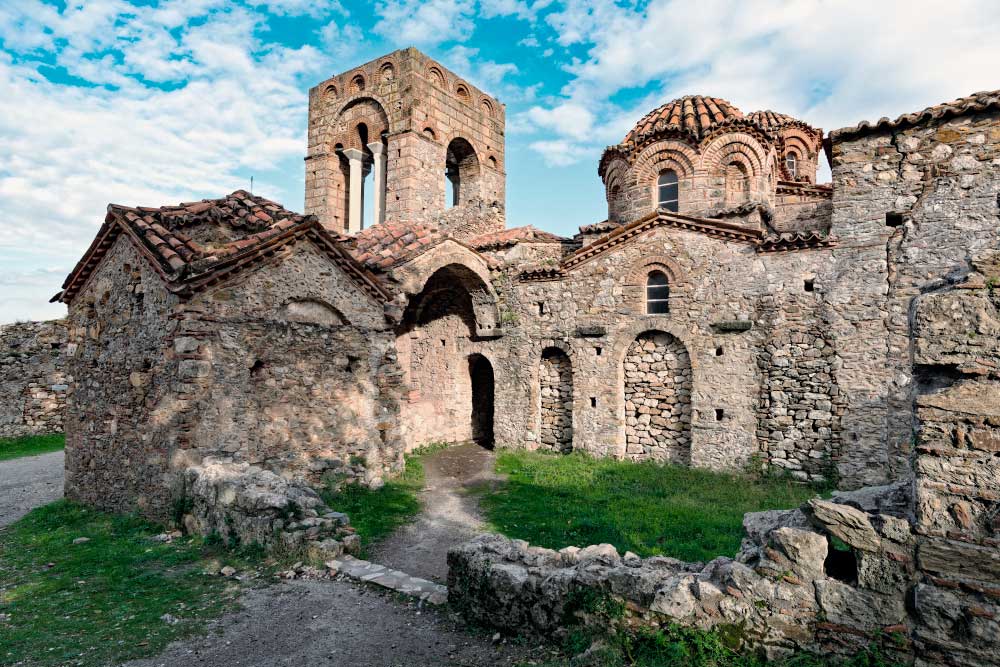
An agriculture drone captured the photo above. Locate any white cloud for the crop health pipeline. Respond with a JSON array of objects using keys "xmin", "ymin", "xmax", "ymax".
[
  {"xmin": 528, "ymin": 139, "xmax": 590, "ymax": 166},
  {"xmin": 374, "ymin": 0, "xmax": 477, "ymax": 46},
  {"xmin": 518, "ymin": 35, "xmax": 539, "ymax": 47},
  {"xmin": 527, "ymin": 0, "xmax": 1000, "ymax": 166},
  {"xmin": 0, "ymin": 1, "xmax": 334, "ymax": 324}
]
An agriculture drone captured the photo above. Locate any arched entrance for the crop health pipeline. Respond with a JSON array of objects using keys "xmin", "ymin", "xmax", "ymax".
[{"xmin": 468, "ymin": 354, "xmax": 494, "ymax": 449}]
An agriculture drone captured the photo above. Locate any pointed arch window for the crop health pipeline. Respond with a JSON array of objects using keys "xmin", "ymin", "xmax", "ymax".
[
  {"xmin": 785, "ymin": 153, "xmax": 798, "ymax": 179},
  {"xmin": 646, "ymin": 271, "xmax": 670, "ymax": 314},
  {"xmin": 657, "ymin": 170, "xmax": 679, "ymax": 212}
]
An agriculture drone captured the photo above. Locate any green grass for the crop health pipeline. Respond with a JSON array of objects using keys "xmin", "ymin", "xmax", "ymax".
[
  {"xmin": 0, "ymin": 500, "xmax": 256, "ymax": 667},
  {"xmin": 0, "ymin": 433, "xmax": 65, "ymax": 461},
  {"xmin": 481, "ymin": 451, "xmax": 818, "ymax": 562},
  {"xmin": 319, "ymin": 444, "xmax": 446, "ymax": 555}
]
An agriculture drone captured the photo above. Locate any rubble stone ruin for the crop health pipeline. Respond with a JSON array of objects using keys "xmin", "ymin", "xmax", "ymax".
[{"xmin": 7, "ymin": 46, "xmax": 995, "ymax": 664}]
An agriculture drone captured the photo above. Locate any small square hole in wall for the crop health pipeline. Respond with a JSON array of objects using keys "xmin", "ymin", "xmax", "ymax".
[
  {"xmin": 715, "ymin": 346, "xmax": 723, "ymax": 356},
  {"xmin": 440, "ymin": 339, "xmax": 446, "ymax": 347},
  {"xmin": 886, "ymin": 211, "xmax": 904, "ymax": 227},
  {"xmin": 804, "ymin": 278, "xmax": 815, "ymax": 293},
  {"xmin": 595, "ymin": 346, "xmax": 603, "ymax": 356},
  {"xmin": 715, "ymin": 408, "xmax": 725, "ymax": 421},
  {"xmin": 590, "ymin": 397, "xmax": 597, "ymax": 408},
  {"xmin": 537, "ymin": 302, "xmax": 545, "ymax": 315}
]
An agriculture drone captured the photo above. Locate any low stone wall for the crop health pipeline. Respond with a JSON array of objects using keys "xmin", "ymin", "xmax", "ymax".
[
  {"xmin": 0, "ymin": 320, "xmax": 69, "ymax": 439},
  {"xmin": 448, "ymin": 485, "xmax": 914, "ymax": 662}
]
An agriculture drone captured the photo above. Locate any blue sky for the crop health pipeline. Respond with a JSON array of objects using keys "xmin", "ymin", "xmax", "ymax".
[{"xmin": 2, "ymin": 0, "xmax": 999, "ymax": 323}]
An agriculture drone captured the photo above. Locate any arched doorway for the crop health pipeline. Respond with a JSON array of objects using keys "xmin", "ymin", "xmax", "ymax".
[
  {"xmin": 623, "ymin": 331, "xmax": 692, "ymax": 463},
  {"xmin": 469, "ymin": 354, "xmax": 494, "ymax": 449}
]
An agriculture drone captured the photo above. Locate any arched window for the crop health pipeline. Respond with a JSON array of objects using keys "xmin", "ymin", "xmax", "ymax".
[
  {"xmin": 646, "ymin": 271, "xmax": 670, "ymax": 314},
  {"xmin": 785, "ymin": 153, "xmax": 798, "ymax": 179},
  {"xmin": 657, "ymin": 170, "xmax": 679, "ymax": 212}
]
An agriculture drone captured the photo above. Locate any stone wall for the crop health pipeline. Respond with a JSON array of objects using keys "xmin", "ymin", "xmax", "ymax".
[
  {"xmin": 539, "ymin": 347, "xmax": 573, "ymax": 453},
  {"xmin": 0, "ymin": 320, "xmax": 69, "ymax": 439},
  {"xmin": 623, "ymin": 331, "xmax": 692, "ymax": 463}
]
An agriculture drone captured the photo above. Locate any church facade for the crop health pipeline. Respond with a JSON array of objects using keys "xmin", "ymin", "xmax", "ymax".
[{"xmin": 55, "ymin": 48, "xmax": 1000, "ymax": 516}]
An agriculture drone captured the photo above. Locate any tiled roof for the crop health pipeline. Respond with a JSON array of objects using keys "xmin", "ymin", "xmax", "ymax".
[
  {"xmin": 624, "ymin": 95, "xmax": 744, "ymax": 144},
  {"xmin": 351, "ymin": 220, "xmax": 446, "ymax": 271},
  {"xmin": 776, "ymin": 181, "xmax": 833, "ymax": 199},
  {"xmin": 517, "ymin": 263, "xmax": 565, "ymax": 281},
  {"xmin": 831, "ymin": 89, "xmax": 1000, "ymax": 141},
  {"xmin": 468, "ymin": 225, "xmax": 566, "ymax": 250},
  {"xmin": 57, "ymin": 191, "xmax": 388, "ymax": 303},
  {"xmin": 746, "ymin": 110, "xmax": 799, "ymax": 131}
]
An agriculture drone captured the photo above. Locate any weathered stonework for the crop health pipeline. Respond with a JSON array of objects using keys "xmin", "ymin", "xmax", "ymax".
[
  {"xmin": 623, "ymin": 331, "xmax": 692, "ymax": 463},
  {"xmin": 0, "ymin": 320, "xmax": 69, "ymax": 439}
]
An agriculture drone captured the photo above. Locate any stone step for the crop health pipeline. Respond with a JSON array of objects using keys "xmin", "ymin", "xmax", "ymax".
[{"xmin": 326, "ymin": 555, "xmax": 449, "ymax": 605}]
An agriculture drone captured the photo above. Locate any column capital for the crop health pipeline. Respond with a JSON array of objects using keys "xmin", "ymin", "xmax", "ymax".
[
  {"xmin": 366, "ymin": 141, "xmax": 386, "ymax": 155},
  {"xmin": 341, "ymin": 147, "xmax": 365, "ymax": 161}
]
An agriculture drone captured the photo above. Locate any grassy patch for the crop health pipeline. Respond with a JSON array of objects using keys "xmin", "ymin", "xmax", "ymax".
[
  {"xmin": 0, "ymin": 500, "xmax": 256, "ymax": 667},
  {"xmin": 481, "ymin": 451, "xmax": 817, "ymax": 562},
  {"xmin": 0, "ymin": 433, "xmax": 65, "ymax": 461},
  {"xmin": 319, "ymin": 443, "xmax": 446, "ymax": 555}
]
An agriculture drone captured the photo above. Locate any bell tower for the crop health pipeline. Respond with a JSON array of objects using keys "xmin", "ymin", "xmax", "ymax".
[{"xmin": 305, "ymin": 48, "xmax": 506, "ymax": 235}]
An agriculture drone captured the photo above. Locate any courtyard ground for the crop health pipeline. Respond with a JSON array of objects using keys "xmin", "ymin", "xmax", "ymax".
[{"xmin": 0, "ymin": 449, "xmax": 63, "ymax": 527}]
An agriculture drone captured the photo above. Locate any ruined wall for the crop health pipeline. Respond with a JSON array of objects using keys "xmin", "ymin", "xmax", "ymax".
[
  {"xmin": 827, "ymin": 106, "xmax": 1000, "ymax": 486},
  {"xmin": 0, "ymin": 320, "xmax": 69, "ymax": 439}
]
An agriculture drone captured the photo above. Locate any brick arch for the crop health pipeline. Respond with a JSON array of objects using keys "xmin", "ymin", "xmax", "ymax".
[
  {"xmin": 602, "ymin": 158, "xmax": 629, "ymax": 222},
  {"xmin": 624, "ymin": 255, "xmax": 686, "ymax": 315},
  {"xmin": 700, "ymin": 133, "xmax": 767, "ymax": 176},
  {"xmin": 325, "ymin": 96, "xmax": 390, "ymax": 152},
  {"xmin": 633, "ymin": 140, "xmax": 698, "ymax": 182}
]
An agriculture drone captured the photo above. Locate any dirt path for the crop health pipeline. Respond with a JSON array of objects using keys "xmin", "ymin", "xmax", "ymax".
[
  {"xmin": 123, "ymin": 578, "xmax": 544, "ymax": 667},
  {"xmin": 0, "ymin": 450, "xmax": 64, "ymax": 527},
  {"xmin": 370, "ymin": 442, "xmax": 500, "ymax": 583}
]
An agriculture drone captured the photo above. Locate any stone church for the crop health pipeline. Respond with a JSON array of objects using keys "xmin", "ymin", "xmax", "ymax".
[{"xmin": 53, "ymin": 47, "xmax": 1000, "ymax": 522}]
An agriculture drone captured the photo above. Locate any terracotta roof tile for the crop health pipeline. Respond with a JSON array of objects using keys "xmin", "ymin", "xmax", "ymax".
[
  {"xmin": 351, "ymin": 220, "xmax": 445, "ymax": 271},
  {"xmin": 59, "ymin": 190, "xmax": 386, "ymax": 304},
  {"xmin": 831, "ymin": 89, "xmax": 1000, "ymax": 141},
  {"xmin": 578, "ymin": 220, "xmax": 620, "ymax": 235},
  {"xmin": 468, "ymin": 225, "xmax": 566, "ymax": 250},
  {"xmin": 624, "ymin": 95, "xmax": 744, "ymax": 144}
]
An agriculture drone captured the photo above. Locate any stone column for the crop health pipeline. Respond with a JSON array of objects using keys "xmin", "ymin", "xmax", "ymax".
[
  {"xmin": 367, "ymin": 141, "xmax": 387, "ymax": 226},
  {"xmin": 342, "ymin": 147, "xmax": 365, "ymax": 234}
]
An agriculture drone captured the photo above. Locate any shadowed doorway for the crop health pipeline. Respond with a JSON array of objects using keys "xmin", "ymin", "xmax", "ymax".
[{"xmin": 468, "ymin": 354, "xmax": 494, "ymax": 449}]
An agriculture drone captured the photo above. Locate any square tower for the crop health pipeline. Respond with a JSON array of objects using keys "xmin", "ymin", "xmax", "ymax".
[{"xmin": 305, "ymin": 48, "xmax": 506, "ymax": 235}]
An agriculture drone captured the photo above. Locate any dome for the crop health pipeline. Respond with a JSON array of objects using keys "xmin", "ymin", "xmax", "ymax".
[
  {"xmin": 623, "ymin": 95, "xmax": 744, "ymax": 144},
  {"xmin": 745, "ymin": 110, "xmax": 800, "ymax": 131}
]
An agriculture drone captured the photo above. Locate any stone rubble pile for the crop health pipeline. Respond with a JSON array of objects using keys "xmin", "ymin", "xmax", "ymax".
[{"xmin": 181, "ymin": 459, "xmax": 360, "ymax": 559}]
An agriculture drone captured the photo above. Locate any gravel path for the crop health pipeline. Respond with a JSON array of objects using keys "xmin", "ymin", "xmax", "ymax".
[
  {"xmin": 123, "ymin": 578, "xmax": 545, "ymax": 667},
  {"xmin": 0, "ymin": 449, "xmax": 64, "ymax": 527},
  {"xmin": 369, "ymin": 443, "xmax": 501, "ymax": 583}
]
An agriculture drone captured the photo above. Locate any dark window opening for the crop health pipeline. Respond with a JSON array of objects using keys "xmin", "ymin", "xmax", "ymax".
[
  {"xmin": 250, "ymin": 359, "xmax": 265, "ymax": 377},
  {"xmin": 715, "ymin": 346, "xmax": 723, "ymax": 356},
  {"xmin": 657, "ymin": 170, "xmax": 679, "ymax": 212},
  {"xmin": 804, "ymin": 278, "xmax": 815, "ymax": 292},
  {"xmin": 886, "ymin": 211, "xmax": 905, "ymax": 227},
  {"xmin": 715, "ymin": 408, "xmax": 724, "ymax": 421},
  {"xmin": 537, "ymin": 302, "xmax": 545, "ymax": 315},
  {"xmin": 824, "ymin": 538, "xmax": 858, "ymax": 583},
  {"xmin": 590, "ymin": 397, "xmax": 597, "ymax": 408},
  {"xmin": 441, "ymin": 339, "xmax": 447, "ymax": 346},
  {"xmin": 646, "ymin": 270, "xmax": 670, "ymax": 314},
  {"xmin": 595, "ymin": 346, "xmax": 603, "ymax": 356}
]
